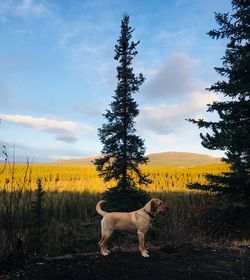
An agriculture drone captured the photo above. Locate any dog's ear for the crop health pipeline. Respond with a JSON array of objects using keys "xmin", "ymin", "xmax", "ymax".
[{"xmin": 150, "ymin": 199, "xmax": 159, "ymax": 213}]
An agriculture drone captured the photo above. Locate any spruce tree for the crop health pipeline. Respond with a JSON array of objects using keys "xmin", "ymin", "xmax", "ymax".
[
  {"xmin": 94, "ymin": 15, "xmax": 151, "ymax": 211},
  {"xmin": 188, "ymin": 0, "xmax": 250, "ymax": 197},
  {"xmin": 30, "ymin": 178, "xmax": 45, "ymax": 253}
]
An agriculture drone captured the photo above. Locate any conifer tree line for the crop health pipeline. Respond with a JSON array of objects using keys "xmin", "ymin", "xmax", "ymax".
[{"xmin": 188, "ymin": 0, "xmax": 250, "ymax": 197}]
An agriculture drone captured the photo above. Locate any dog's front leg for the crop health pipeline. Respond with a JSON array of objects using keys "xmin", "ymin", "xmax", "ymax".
[{"xmin": 138, "ymin": 230, "xmax": 149, "ymax": 257}]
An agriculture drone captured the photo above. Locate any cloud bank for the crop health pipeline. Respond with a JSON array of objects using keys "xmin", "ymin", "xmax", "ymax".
[
  {"xmin": 138, "ymin": 53, "xmax": 218, "ymax": 140},
  {"xmin": 143, "ymin": 53, "xmax": 205, "ymax": 100},
  {"xmin": 0, "ymin": 139, "xmax": 91, "ymax": 162},
  {"xmin": 0, "ymin": 113, "xmax": 93, "ymax": 143},
  {"xmin": 139, "ymin": 92, "xmax": 216, "ymax": 135}
]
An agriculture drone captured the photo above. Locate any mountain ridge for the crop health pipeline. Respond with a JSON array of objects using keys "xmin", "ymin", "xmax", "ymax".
[{"xmin": 48, "ymin": 151, "xmax": 222, "ymax": 168}]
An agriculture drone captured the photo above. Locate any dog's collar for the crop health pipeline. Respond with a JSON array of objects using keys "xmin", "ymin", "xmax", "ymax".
[{"xmin": 143, "ymin": 209, "xmax": 154, "ymax": 219}]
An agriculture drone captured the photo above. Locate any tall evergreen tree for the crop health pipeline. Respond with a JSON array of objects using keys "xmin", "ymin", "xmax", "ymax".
[
  {"xmin": 94, "ymin": 15, "xmax": 151, "ymax": 210},
  {"xmin": 188, "ymin": 0, "xmax": 250, "ymax": 197}
]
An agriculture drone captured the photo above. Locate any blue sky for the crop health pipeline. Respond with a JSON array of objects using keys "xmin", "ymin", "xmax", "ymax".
[{"xmin": 0, "ymin": 0, "xmax": 231, "ymax": 162}]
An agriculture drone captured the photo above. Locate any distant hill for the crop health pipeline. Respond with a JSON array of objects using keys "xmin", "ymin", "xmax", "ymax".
[
  {"xmin": 49, "ymin": 152, "xmax": 222, "ymax": 168},
  {"xmin": 49, "ymin": 156, "xmax": 98, "ymax": 166},
  {"xmin": 147, "ymin": 152, "xmax": 221, "ymax": 168}
]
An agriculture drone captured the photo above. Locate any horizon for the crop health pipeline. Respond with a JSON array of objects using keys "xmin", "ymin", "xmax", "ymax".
[
  {"xmin": 1, "ymin": 150, "xmax": 222, "ymax": 164},
  {"xmin": 51, "ymin": 150, "xmax": 222, "ymax": 162},
  {"xmin": 0, "ymin": 0, "xmax": 231, "ymax": 162}
]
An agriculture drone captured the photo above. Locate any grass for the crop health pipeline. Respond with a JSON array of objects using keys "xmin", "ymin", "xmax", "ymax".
[
  {"xmin": 1, "ymin": 162, "xmax": 246, "ymax": 257},
  {"xmin": 0, "ymin": 163, "xmax": 229, "ymax": 192}
]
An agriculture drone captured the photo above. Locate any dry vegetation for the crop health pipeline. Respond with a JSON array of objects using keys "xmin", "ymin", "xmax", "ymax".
[
  {"xmin": 0, "ymin": 163, "xmax": 228, "ymax": 192},
  {"xmin": 0, "ymin": 163, "xmax": 239, "ymax": 257}
]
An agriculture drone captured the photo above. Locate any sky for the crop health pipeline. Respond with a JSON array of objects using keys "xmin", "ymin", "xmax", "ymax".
[{"xmin": 0, "ymin": 0, "xmax": 232, "ymax": 162}]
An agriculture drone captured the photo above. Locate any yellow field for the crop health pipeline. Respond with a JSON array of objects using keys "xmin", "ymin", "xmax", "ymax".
[
  {"xmin": 0, "ymin": 163, "xmax": 235, "ymax": 256},
  {"xmin": 0, "ymin": 163, "xmax": 229, "ymax": 193}
]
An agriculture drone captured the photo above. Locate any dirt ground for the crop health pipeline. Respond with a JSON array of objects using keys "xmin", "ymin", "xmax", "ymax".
[{"xmin": 0, "ymin": 245, "xmax": 249, "ymax": 280}]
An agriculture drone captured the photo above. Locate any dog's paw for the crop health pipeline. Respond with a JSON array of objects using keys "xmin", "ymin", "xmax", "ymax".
[
  {"xmin": 100, "ymin": 246, "xmax": 110, "ymax": 256},
  {"xmin": 141, "ymin": 251, "xmax": 150, "ymax": 257}
]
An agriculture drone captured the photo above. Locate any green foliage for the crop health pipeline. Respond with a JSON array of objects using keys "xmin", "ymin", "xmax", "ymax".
[
  {"xmin": 202, "ymin": 203, "xmax": 250, "ymax": 238},
  {"xmin": 188, "ymin": 0, "xmax": 250, "ymax": 196},
  {"xmin": 93, "ymin": 14, "xmax": 151, "ymax": 191},
  {"xmin": 102, "ymin": 186, "xmax": 149, "ymax": 212}
]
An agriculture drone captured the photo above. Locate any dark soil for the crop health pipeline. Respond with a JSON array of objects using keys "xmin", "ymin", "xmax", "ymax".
[{"xmin": 0, "ymin": 245, "xmax": 249, "ymax": 280}]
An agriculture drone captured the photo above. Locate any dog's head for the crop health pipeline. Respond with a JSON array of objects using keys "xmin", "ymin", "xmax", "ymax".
[{"xmin": 150, "ymin": 198, "xmax": 169, "ymax": 215}]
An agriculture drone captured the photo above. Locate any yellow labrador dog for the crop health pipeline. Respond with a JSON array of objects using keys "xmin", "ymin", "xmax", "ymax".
[{"xmin": 96, "ymin": 198, "xmax": 168, "ymax": 257}]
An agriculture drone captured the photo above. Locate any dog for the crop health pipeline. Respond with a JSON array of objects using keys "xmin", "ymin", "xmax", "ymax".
[{"xmin": 96, "ymin": 198, "xmax": 169, "ymax": 257}]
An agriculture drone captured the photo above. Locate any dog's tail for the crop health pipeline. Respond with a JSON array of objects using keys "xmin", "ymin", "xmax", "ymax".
[{"xmin": 96, "ymin": 200, "xmax": 107, "ymax": 217}]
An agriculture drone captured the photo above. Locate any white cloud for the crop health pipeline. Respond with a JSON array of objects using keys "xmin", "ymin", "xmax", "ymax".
[
  {"xmin": 143, "ymin": 53, "xmax": 204, "ymax": 100},
  {"xmin": 0, "ymin": 139, "xmax": 93, "ymax": 162},
  {"xmin": 0, "ymin": 113, "xmax": 94, "ymax": 143},
  {"xmin": 0, "ymin": 0, "xmax": 51, "ymax": 21},
  {"xmin": 139, "ymin": 91, "xmax": 217, "ymax": 135},
  {"xmin": 135, "ymin": 53, "xmax": 220, "ymax": 156},
  {"xmin": 137, "ymin": 52, "xmax": 219, "ymax": 137}
]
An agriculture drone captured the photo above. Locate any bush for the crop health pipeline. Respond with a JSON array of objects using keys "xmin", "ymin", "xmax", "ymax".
[
  {"xmin": 102, "ymin": 186, "xmax": 149, "ymax": 212},
  {"xmin": 202, "ymin": 203, "xmax": 250, "ymax": 239}
]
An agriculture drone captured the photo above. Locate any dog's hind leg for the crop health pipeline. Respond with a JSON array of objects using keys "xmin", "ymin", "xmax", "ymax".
[
  {"xmin": 99, "ymin": 232, "xmax": 112, "ymax": 256},
  {"xmin": 99, "ymin": 220, "xmax": 112, "ymax": 256}
]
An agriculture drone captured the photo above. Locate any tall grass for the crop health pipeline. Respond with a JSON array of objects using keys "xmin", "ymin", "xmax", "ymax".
[
  {"xmin": 0, "ymin": 164, "xmax": 228, "ymax": 192},
  {"xmin": 0, "ymin": 163, "xmax": 228, "ymax": 256}
]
